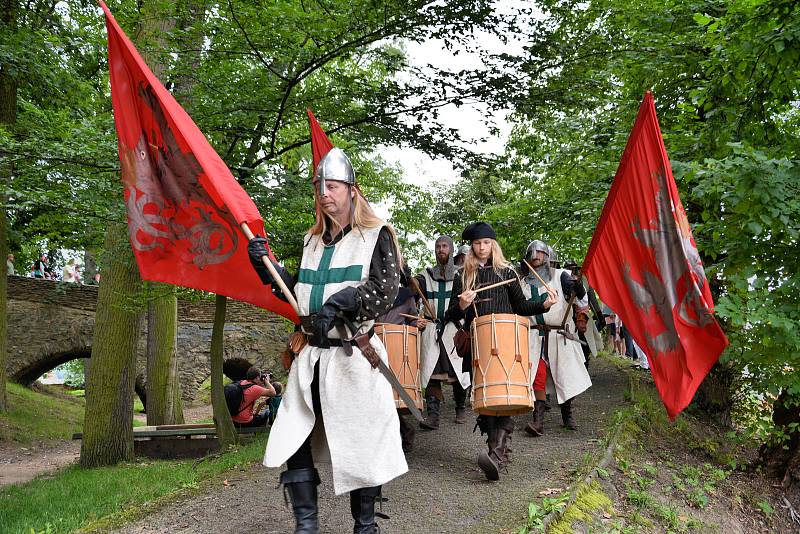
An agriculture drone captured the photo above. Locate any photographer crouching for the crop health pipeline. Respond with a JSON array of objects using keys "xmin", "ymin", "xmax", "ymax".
[{"xmin": 230, "ymin": 366, "xmax": 277, "ymax": 428}]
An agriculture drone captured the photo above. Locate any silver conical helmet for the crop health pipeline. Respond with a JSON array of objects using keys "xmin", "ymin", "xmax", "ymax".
[
  {"xmin": 314, "ymin": 148, "xmax": 355, "ymax": 194},
  {"xmin": 525, "ymin": 240, "xmax": 549, "ymax": 260}
]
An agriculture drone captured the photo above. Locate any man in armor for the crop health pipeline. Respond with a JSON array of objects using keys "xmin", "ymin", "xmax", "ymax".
[
  {"xmin": 453, "ymin": 244, "xmax": 469, "ymax": 267},
  {"xmin": 520, "ymin": 240, "xmax": 592, "ymax": 435},
  {"xmin": 248, "ymin": 147, "xmax": 406, "ymax": 534},
  {"xmin": 415, "ymin": 235, "xmax": 471, "ymax": 429}
]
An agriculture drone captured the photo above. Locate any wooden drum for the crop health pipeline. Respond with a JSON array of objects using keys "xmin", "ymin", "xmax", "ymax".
[
  {"xmin": 374, "ymin": 324, "xmax": 424, "ymax": 413},
  {"xmin": 471, "ymin": 314, "xmax": 533, "ymax": 416}
]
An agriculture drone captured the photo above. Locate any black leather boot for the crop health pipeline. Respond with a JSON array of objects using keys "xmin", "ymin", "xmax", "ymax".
[
  {"xmin": 280, "ymin": 468, "xmax": 320, "ymax": 534},
  {"xmin": 419, "ymin": 395, "xmax": 440, "ymax": 430},
  {"xmin": 350, "ymin": 485, "xmax": 382, "ymax": 533},
  {"xmin": 453, "ymin": 382, "xmax": 467, "ymax": 424},
  {"xmin": 495, "ymin": 416, "xmax": 514, "ymax": 468},
  {"xmin": 525, "ymin": 400, "xmax": 547, "ymax": 437},
  {"xmin": 560, "ymin": 398, "xmax": 578, "ymax": 430},
  {"xmin": 475, "ymin": 415, "xmax": 500, "ymax": 481},
  {"xmin": 399, "ymin": 415, "xmax": 416, "ymax": 453}
]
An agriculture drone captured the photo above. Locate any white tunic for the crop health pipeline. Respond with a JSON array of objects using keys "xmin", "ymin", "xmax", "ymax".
[
  {"xmin": 521, "ymin": 268, "xmax": 592, "ymax": 404},
  {"xmin": 263, "ymin": 225, "xmax": 408, "ymax": 495},
  {"xmin": 418, "ymin": 269, "xmax": 470, "ymax": 389}
]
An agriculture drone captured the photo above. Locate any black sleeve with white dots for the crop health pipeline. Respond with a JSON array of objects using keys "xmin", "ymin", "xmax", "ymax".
[{"xmin": 354, "ymin": 226, "xmax": 401, "ymax": 322}]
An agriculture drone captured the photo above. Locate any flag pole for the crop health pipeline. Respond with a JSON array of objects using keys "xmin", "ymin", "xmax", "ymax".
[{"xmin": 240, "ymin": 223, "xmax": 301, "ymax": 316}]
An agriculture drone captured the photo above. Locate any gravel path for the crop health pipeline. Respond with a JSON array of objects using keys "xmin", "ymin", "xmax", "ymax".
[
  {"xmin": 0, "ymin": 440, "xmax": 81, "ymax": 487},
  {"xmin": 115, "ymin": 357, "xmax": 627, "ymax": 534}
]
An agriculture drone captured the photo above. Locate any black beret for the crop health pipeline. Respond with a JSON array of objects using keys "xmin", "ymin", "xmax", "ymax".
[{"xmin": 462, "ymin": 221, "xmax": 497, "ymax": 242}]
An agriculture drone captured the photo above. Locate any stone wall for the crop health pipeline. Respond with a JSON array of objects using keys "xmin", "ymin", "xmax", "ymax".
[{"xmin": 6, "ymin": 276, "xmax": 291, "ymax": 403}]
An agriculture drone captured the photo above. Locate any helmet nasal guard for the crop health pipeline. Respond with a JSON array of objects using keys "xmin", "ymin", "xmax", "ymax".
[{"xmin": 314, "ymin": 148, "xmax": 355, "ymax": 194}]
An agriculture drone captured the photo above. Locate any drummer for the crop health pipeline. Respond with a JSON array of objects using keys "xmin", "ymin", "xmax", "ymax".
[
  {"xmin": 376, "ymin": 264, "xmax": 427, "ymax": 453},
  {"xmin": 445, "ymin": 222, "xmax": 556, "ymax": 481},
  {"xmin": 414, "ymin": 235, "xmax": 471, "ymax": 430}
]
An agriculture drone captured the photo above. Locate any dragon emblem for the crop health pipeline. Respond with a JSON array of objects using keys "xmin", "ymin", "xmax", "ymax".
[
  {"xmin": 119, "ymin": 82, "xmax": 237, "ymax": 268},
  {"xmin": 622, "ymin": 166, "xmax": 714, "ymax": 357}
]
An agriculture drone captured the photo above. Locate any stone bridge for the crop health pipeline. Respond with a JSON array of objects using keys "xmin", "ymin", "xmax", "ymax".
[{"xmin": 5, "ymin": 276, "xmax": 289, "ymax": 403}]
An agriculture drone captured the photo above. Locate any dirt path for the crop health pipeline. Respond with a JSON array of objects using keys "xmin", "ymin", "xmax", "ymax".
[
  {"xmin": 2, "ymin": 404, "xmax": 213, "ymax": 489},
  {"xmin": 115, "ymin": 357, "xmax": 628, "ymax": 534},
  {"xmin": 0, "ymin": 440, "xmax": 81, "ymax": 487}
]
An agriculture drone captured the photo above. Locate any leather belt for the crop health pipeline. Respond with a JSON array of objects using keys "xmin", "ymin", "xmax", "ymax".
[{"xmin": 310, "ymin": 328, "xmax": 375, "ymax": 347}]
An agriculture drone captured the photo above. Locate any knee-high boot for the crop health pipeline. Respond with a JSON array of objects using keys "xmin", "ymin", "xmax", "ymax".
[
  {"xmin": 525, "ymin": 400, "xmax": 547, "ymax": 437},
  {"xmin": 419, "ymin": 395, "xmax": 440, "ymax": 430},
  {"xmin": 476, "ymin": 415, "xmax": 501, "ymax": 481},
  {"xmin": 280, "ymin": 468, "xmax": 320, "ymax": 534},
  {"xmin": 399, "ymin": 414, "xmax": 416, "ymax": 452},
  {"xmin": 350, "ymin": 485, "xmax": 382, "ymax": 534},
  {"xmin": 494, "ymin": 416, "xmax": 514, "ymax": 468},
  {"xmin": 453, "ymin": 381, "xmax": 467, "ymax": 424},
  {"xmin": 560, "ymin": 398, "xmax": 578, "ymax": 430}
]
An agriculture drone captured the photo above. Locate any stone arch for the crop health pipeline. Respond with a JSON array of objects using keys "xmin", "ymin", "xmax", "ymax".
[{"xmin": 12, "ymin": 347, "xmax": 91, "ymax": 386}]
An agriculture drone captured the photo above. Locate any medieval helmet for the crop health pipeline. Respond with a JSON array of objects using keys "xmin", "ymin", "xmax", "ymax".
[
  {"xmin": 548, "ymin": 246, "xmax": 559, "ymax": 266},
  {"xmin": 456, "ymin": 244, "xmax": 470, "ymax": 256},
  {"xmin": 314, "ymin": 147, "xmax": 355, "ymax": 194},
  {"xmin": 525, "ymin": 240, "xmax": 549, "ymax": 260}
]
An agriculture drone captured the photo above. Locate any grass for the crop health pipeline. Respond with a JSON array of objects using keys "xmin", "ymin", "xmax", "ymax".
[
  {"xmin": 0, "ymin": 436, "xmax": 267, "ymax": 534},
  {"xmin": 0, "ymin": 383, "xmax": 85, "ymax": 442}
]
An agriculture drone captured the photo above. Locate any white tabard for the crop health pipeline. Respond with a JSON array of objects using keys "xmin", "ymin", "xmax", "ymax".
[
  {"xmin": 521, "ymin": 268, "xmax": 592, "ymax": 404},
  {"xmin": 263, "ymin": 224, "xmax": 408, "ymax": 495},
  {"xmin": 418, "ymin": 269, "xmax": 470, "ymax": 389}
]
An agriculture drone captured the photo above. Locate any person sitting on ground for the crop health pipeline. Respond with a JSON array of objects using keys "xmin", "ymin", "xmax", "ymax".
[{"xmin": 232, "ymin": 367, "xmax": 276, "ymax": 428}]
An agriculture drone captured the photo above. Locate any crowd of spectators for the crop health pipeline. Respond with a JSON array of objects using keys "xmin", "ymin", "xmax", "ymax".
[{"xmin": 6, "ymin": 252, "xmax": 100, "ymax": 285}]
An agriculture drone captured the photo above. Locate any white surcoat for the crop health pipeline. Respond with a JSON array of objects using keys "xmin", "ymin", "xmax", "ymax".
[
  {"xmin": 418, "ymin": 269, "xmax": 470, "ymax": 389},
  {"xmin": 521, "ymin": 268, "xmax": 592, "ymax": 404},
  {"xmin": 263, "ymin": 225, "xmax": 408, "ymax": 495}
]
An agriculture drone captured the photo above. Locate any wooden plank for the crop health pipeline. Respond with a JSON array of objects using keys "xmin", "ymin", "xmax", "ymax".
[{"xmin": 73, "ymin": 426, "xmax": 267, "ymax": 440}]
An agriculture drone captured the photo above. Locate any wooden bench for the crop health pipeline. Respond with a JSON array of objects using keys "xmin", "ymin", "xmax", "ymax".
[{"xmin": 72, "ymin": 423, "xmax": 268, "ymax": 459}]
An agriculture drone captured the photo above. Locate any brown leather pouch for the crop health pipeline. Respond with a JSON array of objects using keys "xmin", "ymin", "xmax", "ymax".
[{"xmin": 453, "ymin": 328, "xmax": 471, "ymax": 359}]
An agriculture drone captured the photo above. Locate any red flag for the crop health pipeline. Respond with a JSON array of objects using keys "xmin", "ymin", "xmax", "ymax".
[
  {"xmin": 583, "ymin": 92, "xmax": 728, "ymax": 419},
  {"xmin": 307, "ymin": 109, "xmax": 334, "ymax": 171},
  {"xmin": 100, "ymin": 1, "xmax": 298, "ymax": 323}
]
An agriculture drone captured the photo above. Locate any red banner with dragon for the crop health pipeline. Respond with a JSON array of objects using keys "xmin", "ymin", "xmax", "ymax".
[
  {"xmin": 101, "ymin": 1, "xmax": 298, "ymax": 323},
  {"xmin": 584, "ymin": 92, "xmax": 729, "ymax": 419}
]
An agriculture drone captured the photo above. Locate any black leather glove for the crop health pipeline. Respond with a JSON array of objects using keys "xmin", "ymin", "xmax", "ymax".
[
  {"xmin": 247, "ymin": 237, "xmax": 293, "ymax": 290},
  {"xmin": 310, "ymin": 287, "xmax": 360, "ymax": 349}
]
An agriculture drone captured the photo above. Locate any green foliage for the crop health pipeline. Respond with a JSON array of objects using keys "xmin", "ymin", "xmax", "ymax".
[
  {"xmin": 432, "ymin": 0, "xmax": 800, "ymax": 450},
  {"xmin": 55, "ymin": 360, "xmax": 84, "ymax": 388},
  {"xmin": 0, "ymin": 437, "xmax": 266, "ymax": 534},
  {"xmin": 0, "ymin": 383, "xmax": 85, "ymax": 442}
]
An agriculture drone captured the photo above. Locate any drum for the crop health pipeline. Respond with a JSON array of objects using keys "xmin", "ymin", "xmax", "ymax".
[
  {"xmin": 374, "ymin": 323, "xmax": 424, "ymax": 412},
  {"xmin": 471, "ymin": 313, "xmax": 533, "ymax": 416}
]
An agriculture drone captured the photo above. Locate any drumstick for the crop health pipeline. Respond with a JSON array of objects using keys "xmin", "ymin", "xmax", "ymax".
[
  {"xmin": 399, "ymin": 313, "xmax": 423, "ymax": 321},
  {"xmin": 458, "ymin": 277, "xmax": 516, "ymax": 297},
  {"xmin": 523, "ymin": 259, "xmax": 556, "ymax": 294},
  {"xmin": 408, "ymin": 276, "xmax": 437, "ymax": 320}
]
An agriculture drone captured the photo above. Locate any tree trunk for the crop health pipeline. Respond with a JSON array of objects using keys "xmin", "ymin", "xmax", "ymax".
[
  {"xmin": 760, "ymin": 390, "xmax": 800, "ymax": 494},
  {"xmin": 80, "ymin": 223, "xmax": 142, "ymax": 467},
  {"xmin": 145, "ymin": 285, "xmax": 184, "ymax": 425},
  {"xmin": 0, "ymin": 173, "xmax": 7, "ymax": 413},
  {"xmin": 0, "ymin": 0, "xmax": 18, "ymax": 413},
  {"xmin": 211, "ymin": 295, "xmax": 237, "ymax": 447},
  {"xmin": 135, "ymin": 0, "xmax": 183, "ymax": 427},
  {"xmin": 691, "ymin": 362, "xmax": 736, "ymax": 427}
]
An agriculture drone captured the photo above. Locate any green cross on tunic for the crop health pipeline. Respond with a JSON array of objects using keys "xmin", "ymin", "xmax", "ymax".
[
  {"xmin": 299, "ymin": 245, "xmax": 363, "ymax": 313},
  {"xmin": 426, "ymin": 279, "xmax": 452, "ymax": 333},
  {"xmin": 527, "ymin": 282, "xmax": 548, "ymax": 335}
]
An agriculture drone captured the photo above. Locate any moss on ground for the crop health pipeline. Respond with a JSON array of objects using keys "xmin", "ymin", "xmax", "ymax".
[{"xmin": 549, "ymin": 481, "xmax": 614, "ymax": 533}]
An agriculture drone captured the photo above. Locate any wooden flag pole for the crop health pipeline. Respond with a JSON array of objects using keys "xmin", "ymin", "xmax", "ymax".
[{"xmin": 240, "ymin": 223, "xmax": 301, "ymax": 315}]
